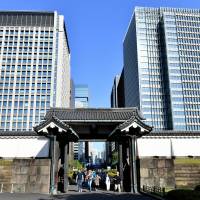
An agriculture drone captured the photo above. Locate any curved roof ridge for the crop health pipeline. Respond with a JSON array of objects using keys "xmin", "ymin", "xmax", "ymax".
[{"xmin": 44, "ymin": 107, "xmax": 141, "ymax": 122}]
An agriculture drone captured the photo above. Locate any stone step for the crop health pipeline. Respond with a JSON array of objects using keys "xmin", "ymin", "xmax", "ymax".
[
  {"xmin": 175, "ymin": 169, "xmax": 200, "ymax": 173},
  {"xmin": 175, "ymin": 167, "xmax": 200, "ymax": 170},
  {"xmin": 0, "ymin": 178, "xmax": 11, "ymax": 181},
  {"xmin": 176, "ymin": 181, "xmax": 200, "ymax": 186},
  {"xmin": 0, "ymin": 177, "xmax": 12, "ymax": 180},
  {"xmin": 175, "ymin": 173, "xmax": 200, "ymax": 177},
  {"xmin": 175, "ymin": 177, "xmax": 200, "ymax": 181},
  {"xmin": 0, "ymin": 180, "xmax": 12, "ymax": 183}
]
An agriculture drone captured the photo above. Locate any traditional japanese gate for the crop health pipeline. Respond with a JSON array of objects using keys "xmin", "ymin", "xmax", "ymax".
[{"xmin": 34, "ymin": 107, "xmax": 152, "ymax": 194}]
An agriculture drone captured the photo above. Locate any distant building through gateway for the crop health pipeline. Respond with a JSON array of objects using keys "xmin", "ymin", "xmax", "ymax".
[{"xmin": 74, "ymin": 84, "xmax": 89, "ymax": 162}]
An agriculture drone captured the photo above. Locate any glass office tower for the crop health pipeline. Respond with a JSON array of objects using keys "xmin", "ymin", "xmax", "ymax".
[
  {"xmin": 111, "ymin": 75, "xmax": 120, "ymax": 108},
  {"xmin": 75, "ymin": 84, "xmax": 89, "ymax": 108},
  {"xmin": 0, "ymin": 11, "xmax": 71, "ymax": 131},
  {"xmin": 74, "ymin": 84, "xmax": 89, "ymax": 161},
  {"xmin": 124, "ymin": 7, "xmax": 200, "ymax": 131}
]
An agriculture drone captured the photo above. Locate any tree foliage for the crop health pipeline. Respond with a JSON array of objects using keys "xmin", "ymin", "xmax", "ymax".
[
  {"xmin": 68, "ymin": 159, "xmax": 83, "ymax": 170},
  {"xmin": 111, "ymin": 151, "xmax": 118, "ymax": 165}
]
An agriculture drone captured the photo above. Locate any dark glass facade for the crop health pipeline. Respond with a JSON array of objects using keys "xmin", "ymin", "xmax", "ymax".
[
  {"xmin": 123, "ymin": 7, "xmax": 200, "ymax": 131},
  {"xmin": 75, "ymin": 84, "xmax": 89, "ymax": 108}
]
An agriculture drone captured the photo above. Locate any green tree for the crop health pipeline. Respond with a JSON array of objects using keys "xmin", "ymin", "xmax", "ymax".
[
  {"xmin": 111, "ymin": 151, "xmax": 118, "ymax": 165},
  {"xmin": 69, "ymin": 159, "xmax": 83, "ymax": 170}
]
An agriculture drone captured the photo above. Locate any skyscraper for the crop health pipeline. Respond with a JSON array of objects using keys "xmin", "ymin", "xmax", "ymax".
[
  {"xmin": 0, "ymin": 11, "xmax": 71, "ymax": 131},
  {"xmin": 111, "ymin": 70, "xmax": 125, "ymax": 108},
  {"xmin": 111, "ymin": 75, "xmax": 119, "ymax": 108},
  {"xmin": 74, "ymin": 84, "xmax": 89, "ymax": 161},
  {"xmin": 75, "ymin": 84, "xmax": 89, "ymax": 108},
  {"xmin": 123, "ymin": 7, "xmax": 200, "ymax": 131}
]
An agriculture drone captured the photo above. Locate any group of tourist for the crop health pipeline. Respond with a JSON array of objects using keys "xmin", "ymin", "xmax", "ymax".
[{"xmin": 75, "ymin": 169, "xmax": 121, "ymax": 193}]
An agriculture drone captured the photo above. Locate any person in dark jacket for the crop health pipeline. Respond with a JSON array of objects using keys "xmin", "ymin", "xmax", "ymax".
[
  {"xmin": 113, "ymin": 171, "xmax": 121, "ymax": 192},
  {"xmin": 76, "ymin": 169, "xmax": 84, "ymax": 192}
]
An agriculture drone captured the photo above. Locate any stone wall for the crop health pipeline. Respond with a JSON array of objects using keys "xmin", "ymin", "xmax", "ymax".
[
  {"xmin": 140, "ymin": 157, "xmax": 200, "ymax": 190},
  {"xmin": 175, "ymin": 160, "xmax": 200, "ymax": 189},
  {"xmin": 0, "ymin": 159, "xmax": 50, "ymax": 193},
  {"xmin": 0, "ymin": 160, "xmax": 12, "ymax": 192},
  {"xmin": 140, "ymin": 158, "xmax": 175, "ymax": 189}
]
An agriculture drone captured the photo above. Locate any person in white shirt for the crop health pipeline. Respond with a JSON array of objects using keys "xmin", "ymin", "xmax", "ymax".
[{"xmin": 105, "ymin": 173, "xmax": 110, "ymax": 191}]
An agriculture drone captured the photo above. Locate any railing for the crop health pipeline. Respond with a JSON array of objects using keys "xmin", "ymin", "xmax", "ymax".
[{"xmin": 142, "ymin": 185, "xmax": 165, "ymax": 197}]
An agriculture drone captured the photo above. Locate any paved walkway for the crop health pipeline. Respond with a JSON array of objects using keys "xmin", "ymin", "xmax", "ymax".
[
  {"xmin": 0, "ymin": 191, "xmax": 157, "ymax": 200},
  {"xmin": 0, "ymin": 185, "xmax": 157, "ymax": 200}
]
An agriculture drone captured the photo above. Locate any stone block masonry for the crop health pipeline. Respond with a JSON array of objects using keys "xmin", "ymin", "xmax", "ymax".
[
  {"xmin": 174, "ymin": 159, "xmax": 200, "ymax": 189},
  {"xmin": 0, "ymin": 159, "xmax": 50, "ymax": 193},
  {"xmin": 0, "ymin": 160, "xmax": 12, "ymax": 192},
  {"xmin": 140, "ymin": 157, "xmax": 200, "ymax": 190},
  {"xmin": 140, "ymin": 158, "xmax": 175, "ymax": 189}
]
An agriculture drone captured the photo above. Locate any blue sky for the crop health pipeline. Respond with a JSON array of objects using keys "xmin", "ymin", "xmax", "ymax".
[
  {"xmin": 1, "ymin": 0, "xmax": 200, "ymax": 108},
  {"xmin": 1, "ymin": 0, "xmax": 200, "ymax": 152}
]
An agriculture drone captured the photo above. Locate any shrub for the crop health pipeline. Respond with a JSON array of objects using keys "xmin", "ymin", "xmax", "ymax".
[
  {"xmin": 107, "ymin": 169, "xmax": 117, "ymax": 177},
  {"xmin": 165, "ymin": 189, "xmax": 200, "ymax": 200},
  {"xmin": 194, "ymin": 185, "xmax": 200, "ymax": 191}
]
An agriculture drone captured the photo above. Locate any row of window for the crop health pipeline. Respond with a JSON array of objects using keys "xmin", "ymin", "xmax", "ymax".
[
  {"xmin": 180, "ymin": 57, "xmax": 200, "ymax": 62},
  {"xmin": 1, "ymin": 108, "xmax": 46, "ymax": 115},
  {"xmin": 179, "ymin": 51, "xmax": 200, "ymax": 57},
  {"xmin": 1, "ymin": 70, "xmax": 51, "ymax": 75},
  {"xmin": 0, "ymin": 82, "xmax": 51, "ymax": 87},
  {"xmin": 0, "ymin": 101, "xmax": 50, "ymax": 107},
  {"xmin": 176, "ymin": 15, "xmax": 200, "ymax": 21},
  {"xmin": 0, "ymin": 37, "xmax": 53, "ymax": 42},
  {"xmin": 1, "ymin": 76, "xmax": 51, "ymax": 82},
  {"xmin": 178, "ymin": 31, "xmax": 200, "ymax": 37},
  {"xmin": 178, "ymin": 39, "xmax": 200, "ymax": 45},
  {"xmin": 2, "ymin": 46, "xmax": 53, "ymax": 51},
  {"xmin": 2, "ymin": 64, "xmax": 52, "ymax": 70},
  {"xmin": 0, "ymin": 29, "xmax": 53, "ymax": 35},
  {"xmin": 0, "ymin": 76, "xmax": 51, "ymax": 82},
  {"xmin": 1, "ymin": 41, "xmax": 53, "ymax": 47},
  {"xmin": 0, "ymin": 121, "xmax": 40, "ymax": 130},
  {"xmin": 2, "ymin": 53, "xmax": 52, "ymax": 57},
  {"xmin": 2, "ymin": 58, "xmax": 52, "ymax": 64},
  {"xmin": 177, "ymin": 26, "xmax": 200, "ymax": 32},
  {"xmin": 0, "ymin": 94, "xmax": 50, "ymax": 99},
  {"xmin": 0, "ymin": 88, "xmax": 51, "ymax": 94}
]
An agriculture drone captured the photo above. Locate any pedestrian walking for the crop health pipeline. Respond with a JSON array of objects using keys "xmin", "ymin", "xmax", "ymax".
[
  {"xmin": 94, "ymin": 173, "xmax": 101, "ymax": 191},
  {"xmin": 91, "ymin": 170, "xmax": 97, "ymax": 191},
  {"xmin": 105, "ymin": 173, "xmax": 110, "ymax": 191},
  {"xmin": 113, "ymin": 171, "xmax": 121, "ymax": 192},
  {"xmin": 76, "ymin": 169, "xmax": 84, "ymax": 192},
  {"xmin": 87, "ymin": 170, "xmax": 93, "ymax": 192}
]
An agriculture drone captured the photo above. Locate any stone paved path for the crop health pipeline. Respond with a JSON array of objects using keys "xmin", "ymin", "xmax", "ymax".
[
  {"xmin": 0, "ymin": 191, "xmax": 157, "ymax": 200},
  {"xmin": 0, "ymin": 185, "xmax": 157, "ymax": 200}
]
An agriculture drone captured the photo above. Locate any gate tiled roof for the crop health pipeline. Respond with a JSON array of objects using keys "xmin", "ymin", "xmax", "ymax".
[{"xmin": 44, "ymin": 107, "xmax": 143, "ymax": 122}]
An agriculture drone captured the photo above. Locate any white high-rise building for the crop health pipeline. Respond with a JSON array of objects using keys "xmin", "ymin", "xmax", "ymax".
[{"xmin": 0, "ymin": 11, "xmax": 71, "ymax": 131}]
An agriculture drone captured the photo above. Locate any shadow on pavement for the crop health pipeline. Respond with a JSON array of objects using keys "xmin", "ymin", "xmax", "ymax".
[{"xmin": 40, "ymin": 192, "xmax": 156, "ymax": 200}]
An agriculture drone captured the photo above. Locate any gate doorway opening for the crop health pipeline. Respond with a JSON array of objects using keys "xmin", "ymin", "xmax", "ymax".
[
  {"xmin": 73, "ymin": 141, "xmax": 106, "ymax": 168},
  {"xmin": 34, "ymin": 108, "xmax": 152, "ymax": 194}
]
